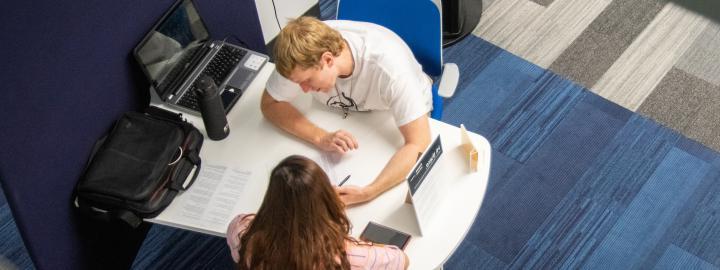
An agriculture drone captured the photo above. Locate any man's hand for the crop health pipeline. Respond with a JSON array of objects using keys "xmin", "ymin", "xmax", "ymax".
[
  {"xmin": 262, "ymin": 90, "xmax": 357, "ymax": 154},
  {"xmin": 317, "ymin": 130, "xmax": 358, "ymax": 154},
  {"xmin": 334, "ymin": 115, "xmax": 430, "ymax": 206},
  {"xmin": 335, "ymin": 185, "xmax": 373, "ymax": 206}
]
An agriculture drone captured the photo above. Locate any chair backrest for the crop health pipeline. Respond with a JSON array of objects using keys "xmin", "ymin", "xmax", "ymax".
[{"xmin": 337, "ymin": 0, "xmax": 443, "ymax": 77}]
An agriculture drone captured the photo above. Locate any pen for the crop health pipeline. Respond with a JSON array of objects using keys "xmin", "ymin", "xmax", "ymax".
[{"xmin": 338, "ymin": 175, "xmax": 351, "ymax": 186}]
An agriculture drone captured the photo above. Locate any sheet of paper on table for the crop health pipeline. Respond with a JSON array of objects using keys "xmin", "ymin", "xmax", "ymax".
[{"xmin": 176, "ymin": 164, "xmax": 251, "ymax": 227}]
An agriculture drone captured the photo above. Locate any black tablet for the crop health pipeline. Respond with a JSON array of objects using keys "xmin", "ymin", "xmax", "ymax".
[{"xmin": 359, "ymin": 222, "xmax": 412, "ymax": 250}]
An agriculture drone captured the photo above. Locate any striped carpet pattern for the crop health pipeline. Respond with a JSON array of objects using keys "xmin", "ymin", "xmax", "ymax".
[
  {"xmin": 475, "ymin": 0, "xmax": 720, "ymax": 152},
  {"xmin": 2, "ymin": 1, "xmax": 720, "ymax": 269},
  {"xmin": 440, "ymin": 36, "xmax": 720, "ymax": 269},
  {"xmin": 0, "ymin": 204, "xmax": 31, "ymax": 270}
]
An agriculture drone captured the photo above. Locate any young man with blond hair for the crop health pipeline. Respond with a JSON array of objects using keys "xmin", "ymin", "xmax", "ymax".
[{"xmin": 261, "ymin": 16, "xmax": 433, "ymax": 206}]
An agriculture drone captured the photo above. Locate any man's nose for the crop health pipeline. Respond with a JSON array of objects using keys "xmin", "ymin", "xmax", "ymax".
[{"xmin": 300, "ymin": 83, "xmax": 313, "ymax": 93}]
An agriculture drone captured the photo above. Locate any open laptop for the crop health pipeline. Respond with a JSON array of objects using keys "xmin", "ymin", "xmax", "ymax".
[
  {"xmin": 405, "ymin": 135, "xmax": 444, "ymax": 236},
  {"xmin": 133, "ymin": 0, "xmax": 268, "ymax": 116}
]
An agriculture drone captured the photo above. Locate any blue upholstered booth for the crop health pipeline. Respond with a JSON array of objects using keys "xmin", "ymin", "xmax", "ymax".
[{"xmin": 0, "ymin": 0, "xmax": 266, "ymax": 269}]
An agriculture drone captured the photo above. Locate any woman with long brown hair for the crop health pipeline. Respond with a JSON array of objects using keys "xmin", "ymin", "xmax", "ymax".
[{"xmin": 226, "ymin": 155, "xmax": 409, "ymax": 269}]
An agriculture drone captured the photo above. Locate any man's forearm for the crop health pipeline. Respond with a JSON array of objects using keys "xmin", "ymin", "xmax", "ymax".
[
  {"xmin": 363, "ymin": 115, "xmax": 431, "ymax": 200},
  {"xmin": 364, "ymin": 143, "xmax": 425, "ymax": 199},
  {"xmin": 261, "ymin": 95, "xmax": 326, "ymax": 146}
]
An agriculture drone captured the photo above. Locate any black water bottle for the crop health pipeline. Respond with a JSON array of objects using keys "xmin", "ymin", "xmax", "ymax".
[{"xmin": 195, "ymin": 75, "xmax": 230, "ymax": 140}]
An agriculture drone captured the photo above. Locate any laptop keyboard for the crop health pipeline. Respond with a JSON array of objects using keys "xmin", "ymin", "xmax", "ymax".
[
  {"xmin": 157, "ymin": 45, "xmax": 207, "ymax": 96},
  {"xmin": 177, "ymin": 45, "xmax": 248, "ymax": 111}
]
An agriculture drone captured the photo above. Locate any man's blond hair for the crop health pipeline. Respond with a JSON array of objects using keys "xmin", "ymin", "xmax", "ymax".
[{"xmin": 274, "ymin": 16, "xmax": 345, "ymax": 78}]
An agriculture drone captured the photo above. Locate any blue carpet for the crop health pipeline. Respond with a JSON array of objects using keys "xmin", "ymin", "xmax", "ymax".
[
  {"xmin": 131, "ymin": 225, "xmax": 234, "ymax": 269},
  {"xmin": 2, "ymin": 9, "xmax": 720, "ymax": 269},
  {"xmin": 1, "ymin": 204, "xmax": 32, "ymax": 269},
  {"xmin": 441, "ymin": 36, "xmax": 720, "ymax": 270}
]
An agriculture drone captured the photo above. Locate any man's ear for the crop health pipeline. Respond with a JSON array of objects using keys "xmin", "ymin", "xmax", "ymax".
[{"xmin": 321, "ymin": 51, "xmax": 334, "ymax": 67}]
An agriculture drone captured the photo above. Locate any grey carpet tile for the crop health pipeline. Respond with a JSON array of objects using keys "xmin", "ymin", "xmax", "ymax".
[
  {"xmin": 530, "ymin": 0, "xmax": 554, "ymax": 8},
  {"xmin": 676, "ymin": 22, "xmax": 720, "ymax": 87},
  {"xmin": 638, "ymin": 67, "xmax": 720, "ymax": 152},
  {"xmin": 637, "ymin": 68, "xmax": 713, "ymax": 133},
  {"xmin": 482, "ymin": 0, "xmax": 497, "ymax": 12},
  {"xmin": 473, "ymin": 0, "xmax": 545, "ymax": 46},
  {"xmin": 592, "ymin": 2, "xmax": 709, "ymax": 111},
  {"xmin": 685, "ymin": 90, "xmax": 720, "ymax": 152},
  {"xmin": 549, "ymin": 0, "xmax": 665, "ymax": 88},
  {"xmin": 473, "ymin": 0, "xmax": 612, "ymax": 68},
  {"xmin": 588, "ymin": 0, "xmax": 665, "ymax": 40},
  {"xmin": 548, "ymin": 29, "xmax": 620, "ymax": 89}
]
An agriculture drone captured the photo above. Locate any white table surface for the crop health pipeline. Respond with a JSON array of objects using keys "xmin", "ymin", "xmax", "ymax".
[{"xmin": 149, "ymin": 63, "xmax": 491, "ymax": 269}]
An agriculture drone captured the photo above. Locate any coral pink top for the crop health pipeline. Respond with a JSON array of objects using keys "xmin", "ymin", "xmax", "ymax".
[{"xmin": 226, "ymin": 214, "xmax": 406, "ymax": 270}]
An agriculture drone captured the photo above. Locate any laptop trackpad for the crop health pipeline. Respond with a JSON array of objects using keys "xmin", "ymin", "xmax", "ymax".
[
  {"xmin": 227, "ymin": 69, "xmax": 252, "ymax": 90},
  {"xmin": 221, "ymin": 87, "xmax": 241, "ymax": 110}
]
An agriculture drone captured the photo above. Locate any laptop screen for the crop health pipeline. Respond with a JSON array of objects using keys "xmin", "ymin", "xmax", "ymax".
[{"xmin": 134, "ymin": 0, "xmax": 210, "ymax": 96}]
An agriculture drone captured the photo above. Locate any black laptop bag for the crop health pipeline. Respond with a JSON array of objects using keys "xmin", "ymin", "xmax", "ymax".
[{"xmin": 75, "ymin": 107, "xmax": 203, "ymax": 227}]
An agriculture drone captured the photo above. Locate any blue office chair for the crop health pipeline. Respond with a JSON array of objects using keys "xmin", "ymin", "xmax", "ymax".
[{"xmin": 336, "ymin": 0, "xmax": 459, "ymax": 120}]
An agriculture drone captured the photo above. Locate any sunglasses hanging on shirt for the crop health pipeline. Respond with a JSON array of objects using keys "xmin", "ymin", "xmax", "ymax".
[{"xmin": 328, "ymin": 79, "xmax": 358, "ymax": 118}]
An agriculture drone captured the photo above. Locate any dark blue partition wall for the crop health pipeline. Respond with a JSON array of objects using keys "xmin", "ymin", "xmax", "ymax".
[{"xmin": 0, "ymin": 1, "xmax": 265, "ymax": 269}]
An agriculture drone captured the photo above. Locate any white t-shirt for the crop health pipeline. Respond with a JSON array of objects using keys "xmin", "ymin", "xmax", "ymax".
[{"xmin": 265, "ymin": 20, "xmax": 433, "ymax": 126}]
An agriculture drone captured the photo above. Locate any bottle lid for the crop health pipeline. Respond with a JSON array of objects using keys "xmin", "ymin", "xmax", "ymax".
[{"xmin": 195, "ymin": 75, "xmax": 219, "ymax": 97}]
